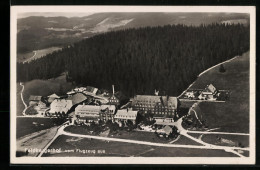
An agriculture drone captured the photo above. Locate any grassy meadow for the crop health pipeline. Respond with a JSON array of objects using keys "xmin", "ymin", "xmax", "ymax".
[
  {"xmin": 186, "ymin": 52, "xmax": 250, "ymax": 133},
  {"xmin": 42, "ymin": 135, "xmax": 237, "ymax": 157}
]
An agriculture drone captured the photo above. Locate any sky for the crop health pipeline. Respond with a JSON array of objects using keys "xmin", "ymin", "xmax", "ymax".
[{"xmin": 17, "ymin": 12, "xmax": 94, "ymax": 19}]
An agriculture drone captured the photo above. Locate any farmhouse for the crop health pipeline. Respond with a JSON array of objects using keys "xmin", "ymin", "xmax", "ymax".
[
  {"xmin": 49, "ymin": 99, "xmax": 73, "ymax": 115},
  {"xmin": 74, "ymin": 104, "xmax": 100, "ymax": 123},
  {"xmin": 198, "ymin": 84, "xmax": 218, "ymax": 100},
  {"xmin": 99, "ymin": 105, "xmax": 116, "ymax": 122},
  {"xmin": 185, "ymin": 91, "xmax": 195, "ymax": 99},
  {"xmin": 132, "ymin": 95, "xmax": 179, "ymax": 118},
  {"xmin": 29, "ymin": 95, "xmax": 42, "ymax": 106},
  {"xmin": 114, "ymin": 109, "xmax": 138, "ymax": 124}
]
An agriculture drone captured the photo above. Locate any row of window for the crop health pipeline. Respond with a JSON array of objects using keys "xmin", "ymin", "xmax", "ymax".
[
  {"xmin": 76, "ymin": 112, "xmax": 99, "ymax": 115},
  {"xmin": 135, "ymin": 100, "xmax": 174, "ymax": 104},
  {"xmin": 142, "ymin": 110, "xmax": 175, "ymax": 115},
  {"xmin": 135, "ymin": 107, "xmax": 175, "ymax": 111},
  {"xmin": 101, "ymin": 109, "xmax": 114, "ymax": 113},
  {"xmin": 109, "ymin": 99, "xmax": 119, "ymax": 103},
  {"xmin": 134, "ymin": 104, "xmax": 175, "ymax": 108},
  {"xmin": 115, "ymin": 115, "xmax": 136, "ymax": 118}
]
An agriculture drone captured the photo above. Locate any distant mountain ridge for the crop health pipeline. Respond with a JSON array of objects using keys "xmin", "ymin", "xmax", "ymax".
[{"xmin": 17, "ymin": 12, "xmax": 249, "ymax": 54}]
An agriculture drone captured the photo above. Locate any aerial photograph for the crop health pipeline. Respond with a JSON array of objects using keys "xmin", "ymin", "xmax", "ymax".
[{"xmin": 11, "ymin": 7, "xmax": 254, "ymax": 164}]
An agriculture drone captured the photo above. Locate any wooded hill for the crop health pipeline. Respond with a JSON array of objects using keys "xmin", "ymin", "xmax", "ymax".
[{"xmin": 17, "ymin": 23, "xmax": 249, "ymax": 97}]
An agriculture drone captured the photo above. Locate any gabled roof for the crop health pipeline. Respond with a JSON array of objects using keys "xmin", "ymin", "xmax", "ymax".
[
  {"xmin": 49, "ymin": 99, "xmax": 73, "ymax": 113},
  {"xmin": 114, "ymin": 109, "xmax": 137, "ymax": 120},
  {"xmin": 109, "ymin": 95, "xmax": 119, "ymax": 100},
  {"xmin": 29, "ymin": 95, "xmax": 42, "ymax": 101},
  {"xmin": 202, "ymin": 84, "xmax": 217, "ymax": 94},
  {"xmin": 163, "ymin": 125, "xmax": 172, "ymax": 135},
  {"xmin": 100, "ymin": 105, "xmax": 116, "ymax": 111},
  {"xmin": 75, "ymin": 105, "xmax": 100, "ymax": 111},
  {"xmin": 48, "ymin": 93, "xmax": 59, "ymax": 98},
  {"xmin": 66, "ymin": 93, "xmax": 88, "ymax": 106},
  {"xmin": 207, "ymin": 84, "xmax": 217, "ymax": 93}
]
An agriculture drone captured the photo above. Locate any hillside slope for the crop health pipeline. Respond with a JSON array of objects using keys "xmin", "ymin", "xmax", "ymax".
[
  {"xmin": 17, "ymin": 12, "xmax": 249, "ymax": 54},
  {"xmin": 187, "ymin": 52, "xmax": 250, "ymax": 133}
]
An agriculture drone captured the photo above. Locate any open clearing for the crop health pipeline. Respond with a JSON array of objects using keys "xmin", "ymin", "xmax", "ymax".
[
  {"xmin": 180, "ymin": 52, "xmax": 249, "ymax": 133},
  {"xmin": 17, "ymin": 46, "xmax": 62, "ymax": 63}
]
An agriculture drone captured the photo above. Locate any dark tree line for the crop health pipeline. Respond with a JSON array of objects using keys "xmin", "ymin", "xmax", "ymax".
[{"xmin": 17, "ymin": 23, "xmax": 249, "ymax": 97}]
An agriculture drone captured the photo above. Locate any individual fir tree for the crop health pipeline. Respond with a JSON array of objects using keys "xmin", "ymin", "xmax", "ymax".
[{"xmin": 219, "ymin": 64, "xmax": 226, "ymax": 73}]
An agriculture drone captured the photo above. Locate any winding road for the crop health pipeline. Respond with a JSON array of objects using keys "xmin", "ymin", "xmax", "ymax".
[
  {"xmin": 23, "ymin": 51, "xmax": 37, "ymax": 64},
  {"xmin": 20, "ymin": 82, "xmax": 28, "ymax": 115}
]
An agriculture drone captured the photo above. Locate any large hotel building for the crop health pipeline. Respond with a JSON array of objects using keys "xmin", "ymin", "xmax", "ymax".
[{"xmin": 132, "ymin": 95, "xmax": 179, "ymax": 118}]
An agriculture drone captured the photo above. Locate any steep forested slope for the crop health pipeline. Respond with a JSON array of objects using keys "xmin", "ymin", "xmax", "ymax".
[{"xmin": 17, "ymin": 23, "xmax": 249, "ymax": 97}]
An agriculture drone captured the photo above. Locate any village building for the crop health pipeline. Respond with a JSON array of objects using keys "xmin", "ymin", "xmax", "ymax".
[
  {"xmin": 47, "ymin": 93, "xmax": 59, "ymax": 104},
  {"xmin": 108, "ymin": 85, "xmax": 120, "ymax": 106},
  {"xmin": 198, "ymin": 84, "xmax": 218, "ymax": 100},
  {"xmin": 83, "ymin": 86, "xmax": 98, "ymax": 95},
  {"xmin": 114, "ymin": 109, "xmax": 138, "ymax": 125},
  {"xmin": 99, "ymin": 105, "xmax": 116, "ymax": 122},
  {"xmin": 66, "ymin": 93, "xmax": 89, "ymax": 108},
  {"xmin": 184, "ymin": 91, "xmax": 195, "ymax": 99},
  {"xmin": 74, "ymin": 104, "xmax": 100, "ymax": 123},
  {"xmin": 154, "ymin": 117, "xmax": 175, "ymax": 124},
  {"xmin": 67, "ymin": 90, "xmax": 76, "ymax": 95},
  {"xmin": 37, "ymin": 101, "xmax": 47, "ymax": 108},
  {"xmin": 35, "ymin": 103, "xmax": 49, "ymax": 116},
  {"xmin": 109, "ymin": 95, "xmax": 120, "ymax": 106},
  {"xmin": 156, "ymin": 125, "xmax": 173, "ymax": 137},
  {"xmin": 29, "ymin": 95, "xmax": 42, "ymax": 106},
  {"xmin": 49, "ymin": 99, "xmax": 73, "ymax": 116},
  {"xmin": 132, "ymin": 95, "xmax": 179, "ymax": 119}
]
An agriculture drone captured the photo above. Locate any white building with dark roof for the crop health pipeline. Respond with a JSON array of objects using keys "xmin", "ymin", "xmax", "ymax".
[
  {"xmin": 198, "ymin": 84, "xmax": 218, "ymax": 100},
  {"xmin": 74, "ymin": 104, "xmax": 100, "ymax": 123},
  {"xmin": 114, "ymin": 109, "xmax": 138, "ymax": 124}
]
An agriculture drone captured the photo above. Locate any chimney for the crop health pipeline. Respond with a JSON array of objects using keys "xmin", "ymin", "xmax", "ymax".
[
  {"xmin": 154, "ymin": 89, "xmax": 159, "ymax": 96},
  {"xmin": 112, "ymin": 85, "xmax": 115, "ymax": 95}
]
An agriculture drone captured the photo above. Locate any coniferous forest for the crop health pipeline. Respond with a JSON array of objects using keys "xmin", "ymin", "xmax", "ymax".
[{"xmin": 17, "ymin": 23, "xmax": 249, "ymax": 97}]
